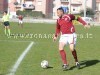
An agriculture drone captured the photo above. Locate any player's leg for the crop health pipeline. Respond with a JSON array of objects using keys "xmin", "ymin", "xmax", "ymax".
[
  {"xmin": 7, "ymin": 26, "xmax": 10, "ymax": 36},
  {"xmin": 18, "ymin": 20, "xmax": 21, "ymax": 26},
  {"xmin": 59, "ymin": 42, "xmax": 69, "ymax": 70},
  {"xmin": 68, "ymin": 33, "xmax": 80, "ymax": 69},
  {"xmin": 59, "ymin": 35, "xmax": 69, "ymax": 70},
  {"xmin": 6, "ymin": 22, "xmax": 11, "ymax": 36},
  {"xmin": 4, "ymin": 22, "xmax": 7, "ymax": 35},
  {"xmin": 59, "ymin": 42, "xmax": 67, "ymax": 65},
  {"xmin": 21, "ymin": 21, "xmax": 23, "ymax": 28},
  {"xmin": 70, "ymin": 44, "xmax": 78, "ymax": 62},
  {"xmin": 70, "ymin": 44, "xmax": 80, "ymax": 69},
  {"xmin": 4, "ymin": 26, "xmax": 7, "ymax": 35}
]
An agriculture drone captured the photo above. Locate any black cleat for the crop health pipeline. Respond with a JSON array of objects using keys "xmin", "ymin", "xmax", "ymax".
[
  {"xmin": 62, "ymin": 64, "xmax": 69, "ymax": 71},
  {"xmin": 76, "ymin": 62, "xmax": 80, "ymax": 69}
]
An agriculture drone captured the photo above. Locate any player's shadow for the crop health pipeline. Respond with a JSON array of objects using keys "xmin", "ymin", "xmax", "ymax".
[
  {"xmin": 69, "ymin": 60, "xmax": 100, "ymax": 70},
  {"xmin": 47, "ymin": 66, "xmax": 53, "ymax": 69}
]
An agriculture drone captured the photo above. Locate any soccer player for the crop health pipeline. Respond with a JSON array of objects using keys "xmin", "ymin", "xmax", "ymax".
[
  {"xmin": 18, "ymin": 15, "xmax": 23, "ymax": 28},
  {"xmin": 2, "ymin": 11, "xmax": 11, "ymax": 36},
  {"xmin": 53, "ymin": 7, "xmax": 90, "ymax": 71}
]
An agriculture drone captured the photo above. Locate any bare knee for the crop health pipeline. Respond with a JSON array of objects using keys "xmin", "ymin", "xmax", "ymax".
[
  {"xmin": 69, "ymin": 44, "xmax": 75, "ymax": 51},
  {"xmin": 59, "ymin": 42, "xmax": 66, "ymax": 50}
]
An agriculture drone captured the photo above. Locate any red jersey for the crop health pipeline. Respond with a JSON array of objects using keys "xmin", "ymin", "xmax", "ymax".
[
  {"xmin": 18, "ymin": 16, "xmax": 23, "ymax": 20},
  {"xmin": 55, "ymin": 14, "xmax": 87, "ymax": 37}
]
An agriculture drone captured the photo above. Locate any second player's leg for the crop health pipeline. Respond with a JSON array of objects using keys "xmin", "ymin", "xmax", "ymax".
[
  {"xmin": 69, "ymin": 44, "xmax": 78, "ymax": 62},
  {"xmin": 68, "ymin": 33, "xmax": 80, "ymax": 68},
  {"xmin": 21, "ymin": 21, "xmax": 23, "ymax": 28},
  {"xmin": 7, "ymin": 26, "xmax": 11, "ymax": 36},
  {"xmin": 68, "ymin": 33, "xmax": 78, "ymax": 62},
  {"xmin": 19, "ymin": 20, "xmax": 23, "ymax": 28}
]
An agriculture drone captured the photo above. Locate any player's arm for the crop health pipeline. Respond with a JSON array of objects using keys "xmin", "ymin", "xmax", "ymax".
[
  {"xmin": 55, "ymin": 22, "xmax": 60, "ymax": 37},
  {"xmin": 53, "ymin": 20, "xmax": 60, "ymax": 41},
  {"xmin": 77, "ymin": 16, "xmax": 90, "ymax": 28},
  {"xmin": 1, "ymin": 16, "xmax": 4, "ymax": 22},
  {"xmin": 69, "ymin": 14, "xmax": 90, "ymax": 28},
  {"xmin": 1, "ymin": 17, "xmax": 4, "ymax": 25},
  {"xmin": 7, "ymin": 11, "xmax": 10, "ymax": 18}
]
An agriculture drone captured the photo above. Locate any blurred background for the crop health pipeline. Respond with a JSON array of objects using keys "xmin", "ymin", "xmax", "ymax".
[{"xmin": 0, "ymin": 0, "xmax": 100, "ymax": 22}]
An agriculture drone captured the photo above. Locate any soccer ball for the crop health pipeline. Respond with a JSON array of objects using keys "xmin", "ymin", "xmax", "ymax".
[{"xmin": 41, "ymin": 60, "xmax": 49, "ymax": 69}]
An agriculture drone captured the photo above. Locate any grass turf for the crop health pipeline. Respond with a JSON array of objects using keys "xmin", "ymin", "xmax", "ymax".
[{"xmin": 0, "ymin": 22, "xmax": 100, "ymax": 75}]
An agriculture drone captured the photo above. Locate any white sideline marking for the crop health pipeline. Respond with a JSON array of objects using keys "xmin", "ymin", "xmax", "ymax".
[{"xmin": 7, "ymin": 42, "xmax": 34, "ymax": 75}]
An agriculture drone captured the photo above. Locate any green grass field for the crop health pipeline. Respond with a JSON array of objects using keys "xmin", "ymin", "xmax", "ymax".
[{"xmin": 0, "ymin": 22, "xmax": 100, "ymax": 75}]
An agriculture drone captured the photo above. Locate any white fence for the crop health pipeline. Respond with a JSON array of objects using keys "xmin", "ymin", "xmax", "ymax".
[
  {"xmin": 0, "ymin": 18, "xmax": 100, "ymax": 26},
  {"xmin": 0, "ymin": 18, "xmax": 56, "ymax": 24}
]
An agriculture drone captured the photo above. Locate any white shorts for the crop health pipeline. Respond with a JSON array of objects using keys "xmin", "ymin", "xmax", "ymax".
[
  {"xmin": 59, "ymin": 33, "xmax": 77, "ymax": 45},
  {"xmin": 19, "ymin": 20, "xmax": 23, "ymax": 24}
]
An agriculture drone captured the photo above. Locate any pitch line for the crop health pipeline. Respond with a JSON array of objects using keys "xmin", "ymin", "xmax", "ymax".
[{"xmin": 7, "ymin": 41, "xmax": 34, "ymax": 75}]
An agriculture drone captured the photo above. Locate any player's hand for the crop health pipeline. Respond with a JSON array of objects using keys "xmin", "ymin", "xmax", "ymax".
[
  {"xmin": 84, "ymin": 25, "xmax": 90, "ymax": 29},
  {"xmin": 53, "ymin": 36, "xmax": 57, "ymax": 42}
]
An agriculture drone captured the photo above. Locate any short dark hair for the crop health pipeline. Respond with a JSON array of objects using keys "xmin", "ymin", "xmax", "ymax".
[
  {"xmin": 57, "ymin": 7, "xmax": 64, "ymax": 13},
  {"xmin": 4, "ymin": 11, "xmax": 7, "ymax": 14}
]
